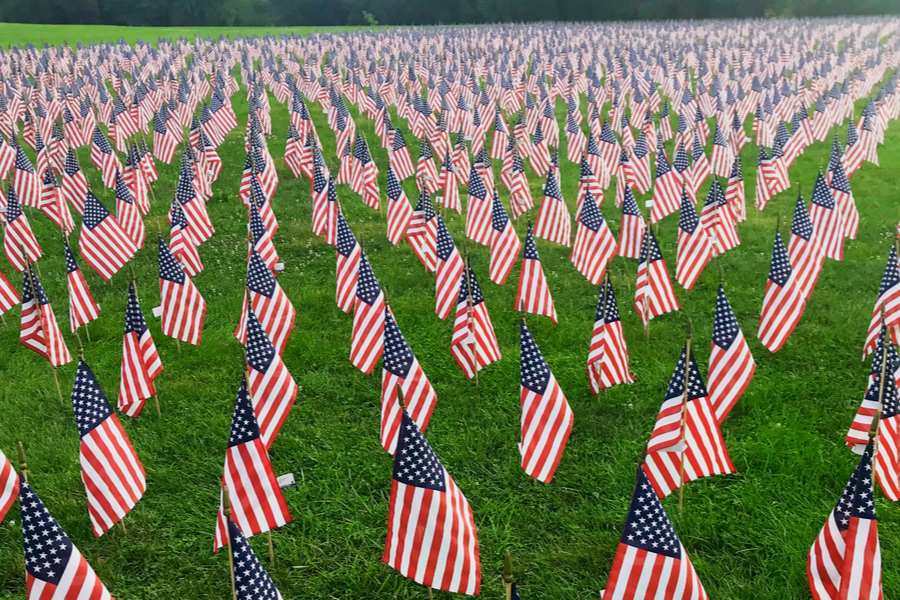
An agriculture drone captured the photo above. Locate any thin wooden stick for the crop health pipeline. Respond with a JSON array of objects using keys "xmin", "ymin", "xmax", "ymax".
[
  {"xmin": 17, "ymin": 442, "xmax": 27, "ymax": 481},
  {"xmin": 224, "ymin": 485, "xmax": 238, "ymax": 600},
  {"xmin": 267, "ymin": 530, "xmax": 275, "ymax": 566},
  {"xmin": 503, "ymin": 550, "xmax": 514, "ymax": 600},
  {"xmin": 678, "ymin": 321, "xmax": 692, "ymax": 510},
  {"xmin": 83, "ymin": 322, "xmax": 91, "ymax": 342}
]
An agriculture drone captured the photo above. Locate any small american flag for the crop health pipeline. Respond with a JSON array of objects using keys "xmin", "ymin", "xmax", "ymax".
[
  {"xmin": 335, "ymin": 212, "xmax": 361, "ymax": 313},
  {"xmin": 676, "ymin": 188, "xmax": 713, "ymax": 291},
  {"xmin": 214, "ymin": 376, "xmax": 292, "ymax": 551},
  {"xmin": 0, "ymin": 448, "xmax": 18, "ymax": 524},
  {"xmin": 64, "ymin": 237, "xmax": 100, "ymax": 334},
  {"xmin": 71, "ymin": 359, "xmax": 146, "ymax": 536},
  {"xmin": 114, "ymin": 171, "xmax": 145, "ymax": 249},
  {"xmin": 634, "ymin": 227, "xmax": 680, "ymax": 326},
  {"xmin": 390, "ymin": 127, "xmax": 415, "ymax": 180},
  {"xmin": 62, "ymin": 149, "xmax": 89, "ymax": 215},
  {"xmin": 152, "ymin": 107, "xmax": 178, "ymax": 164},
  {"xmin": 788, "ymin": 192, "xmax": 825, "ymax": 301},
  {"xmin": 0, "ymin": 268, "xmax": 20, "ymax": 317},
  {"xmin": 79, "ymin": 191, "xmax": 137, "ymax": 280},
  {"xmin": 711, "ymin": 124, "xmax": 734, "ymax": 177},
  {"xmin": 382, "ymin": 409, "xmax": 481, "ymax": 595},
  {"xmin": 235, "ymin": 249, "xmax": 295, "ymax": 356},
  {"xmin": 809, "ymin": 172, "xmax": 845, "ymax": 261},
  {"xmin": 175, "ymin": 155, "xmax": 215, "ymax": 244},
  {"xmin": 170, "ymin": 197, "xmax": 204, "ymax": 277},
  {"xmin": 407, "ymin": 190, "xmax": 438, "ymax": 273},
  {"xmin": 386, "ymin": 165, "xmax": 412, "ymax": 245},
  {"xmin": 863, "ymin": 246, "xmax": 900, "ymax": 358},
  {"xmin": 226, "ymin": 514, "xmax": 285, "ymax": 600},
  {"xmin": 451, "ymin": 265, "xmax": 500, "ymax": 379},
  {"xmin": 158, "ymin": 236, "xmax": 205, "ymax": 345},
  {"xmin": 464, "ymin": 165, "xmax": 493, "ymax": 246},
  {"xmin": 119, "ymin": 283, "xmax": 162, "ymax": 418},
  {"xmin": 351, "ymin": 135, "xmax": 381, "ymax": 209},
  {"xmin": 587, "ymin": 277, "xmax": 633, "ymax": 393},
  {"xmin": 491, "ymin": 106, "xmax": 511, "ymax": 160},
  {"xmin": 534, "ymin": 169, "xmax": 571, "ymax": 247},
  {"xmin": 435, "ymin": 216, "xmax": 465, "ymax": 320},
  {"xmin": 516, "ymin": 223, "xmax": 557, "ymax": 323},
  {"xmin": 350, "ymin": 252, "xmax": 386, "ymax": 375},
  {"xmin": 39, "ymin": 168, "xmax": 74, "ymax": 235},
  {"xmin": 519, "ymin": 320, "xmax": 573, "ymax": 483},
  {"xmin": 602, "ymin": 467, "xmax": 708, "ymax": 600},
  {"xmin": 570, "ymin": 190, "xmax": 616, "ymax": 285},
  {"xmin": 21, "ymin": 268, "xmax": 72, "ymax": 367},
  {"xmin": 650, "ymin": 147, "xmax": 681, "ymax": 224},
  {"xmin": 617, "ymin": 187, "xmax": 646, "ymax": 260},
  {"xmin": 4, "ymin": 186, "xmax": 43, "ymax": 272},
  {"xmin": 19, "ymin": 477, "xmax": 114, "ymax": 600},
  {"xmin": 489, "ymin": 190, "xmax": 521, "ymax": 285},
  {"xmin": 530, "ymin": 121, "xmax": 551, "ymax": 177},
  {"xmin": 89, "ymin": 126, "xmax": 121, "ymax": 188},
  {"xmin": 708, "ymin": 285, "xmax": 755, "ymax": 423},
  {"xmin": 758, "ymin": 231, "xmax": 806, "ymax": 353},
  {"xmin": 12, "ymin": 142, "xmax": 40, "ymax": 208}
]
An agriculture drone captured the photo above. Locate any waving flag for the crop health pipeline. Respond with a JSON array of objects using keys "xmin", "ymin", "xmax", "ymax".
[
  {"xmin": 79, "ymin": 191, "xmax": 137, "ymax": 280},
  {"xmin": 0, "ymin": 448, "xmax": 17, "ymax": 524},
  {"xmin": 386, "ymin": 165, "xmax": 413, "ymax": 245},
  {"xmin": 119, "ymin": 283, "xmax": 162, "ymax": 418},
  {"xmin": 64, "ymin": 237, "xmax": 100, "ymax": 334},
  {"xmin": 650, "ymin": 145, "xmax": 681, "ymax": 224},
  {"xmin": 758, "ymin": 231, "xmax": 806, "ymax": 353},
  {"xmin": 809, "ymin": 172, "xmax": 845, "ymax": 261},
  {"xmin": 863, "ymin": 246, "xmax": 900, "ymax": 358},
  {"xmin": 19, "ymin": 478, "xmax": 114, "ymax": 600},
  {"xmin": 788, "ymin": 192, "xmax": 825, "ymax": 300},
  {"xmin": 214, "ymin": 376, "xmax": 292, "ymax": 551},
  {"xmin": 464, "ymin": 165, "xmax": 493, "ymax": 246},
  {"xmin": 489, "ymin": 190, "xmax": 521, "ymax": 285},
  {"xmin": 225, "ymin": 513, "xmax": 285, "ymax": 600},
  {"xmin": 587, "ymin": 277, "xmax": 633, "ymax": 393},
  {"xmin": 618, "ymin": 187, "xmax": 646, "ymax": 259},
  {"xmin": 451, "ymin": 265, "xmax": 501, "ymax": 379},
  {"xmin": 0, "ymin": 269, "xmax": 20, "ymax": 317},
  {"xmin": 381, "ymin": 308, "xmax": 438, "ymax": 454},
  {"xmin": 828, "ymin": 156, "xmax": 859, "ymax": 240},
  {"xmin": 519, "ymin": 320, "xmax": 573, "ymax": 483},
  {"xmin": 158, "ymin": 237, "xmax": 205, "ymax": 345},
  {"xmin": 435, "ymin": 216, "xmax": 465, "ymax": 320},
  {"xmin": 700, "ymin": 179, "xmax": 741, "ymax": 255},
  {"xmin": 534, "ymin": 169, "xmax": 571, "ymax": 247},
  {"xmin": 61, "ymin": 149, "xmax": 89, "ymax": 215},
  {"xmin": 351, "ymin": 135, "xmax": 381, "ymax": 209},
  {"xmin": 4, "ymin": 187, "xmax": 42, "ymax": 272},
  {"xmin": 114, "ymin": 171, "xmax": 144, "ymax": 249},
  {"xmin": 21, "ymin": 268, "xmax": 72, "ymax": 367},
  {"xmin": 90, "ymin": 126, "xmax": 121, "ymax": 188},
  {"xmin": 416, "ymin": 138, "xmax": 441, "ymax": 195},
  {"xmin": 152, "ymin": 108, "xmax": 178, "ymax": 164},
  {"xmin": 708, "ymin": 285, "xmax": 755, "ymax": 423},
  {"xmin": 236, "ymin": 249, "xmax": 295, "ymax": 356},
  {"xmin": 176, "ymin": 155, "xmax": 215, "ymax": 244},
  {"xmin": 335, "ymin": 213, "xmax": 361, "ymax": 314},
  {"xmin": 634, "ymin": 228, "xmax": 679, "ymax": 326},
  {"xmin": 40, "ymin": 168, "xmax": 74, "ymax": 235},
  {"xmin": 390, "ymin": 127, "xmax": 415, "ymax": 180},
  {"xmin": 515, "ymin": 223, "xmax": 557, "ymax": 323},
  {"xmin": 439, "ymin": 151, "xmax": 462, "ymax": 214},
  {"xmin": 570, "ymin": 190, "xmax": 616, "ymax": 285},
  {"xmin": 351, "ymin": 253, "xmax": 386, "ymax": 374},
  {"xmin": 407, "ymin": 190, "xmax": 438, "ymax": 273},
  {"xmin": 12, "ymin": 142, "xmax": 40, "ymax": 208},
  {"xmin": 676, "ymin": 188, "xmax": 713, "ymax": 290},
  {"xmin": 70, "ymin": 359, "xmax": 146, "ymax": 536},
  {"xmin": 169, "ymin": 197, "xmax": 204, "ymax": 277},
  {"xmin": 711, "ymin": 124, "xmax": 735, "ymax": 177}
]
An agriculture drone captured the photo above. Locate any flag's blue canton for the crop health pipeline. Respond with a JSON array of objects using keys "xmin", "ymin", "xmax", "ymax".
[
  {"xmin": 22, "ymin": 267, "xmax": 49, "ymax": 305},
  {"xmin": 228, "ymin": 377, "xmax": 261, "ymax": 448},
  {"xmin": 830, "ymin": 442, "xmax": 875, "ymax": 530},
  {"xmin": 353, "ymin": 135, "xmax": 372, "ymax": 164},
  {"xmin": 248, "ymin": 203, "xmax": 268, "ymax": 244},
  {"xmin": 63, "ymin": 238, "xmax": 80, "ymax": 274},
  {"xmin": 640, "ymin": 228, "xmax": 663, "ymax": 263},
  {"xmin": 20, "ymin": 478, "xmax": 75, "ymax": 585},
  {"xmin": 415, "ymin": 191, "xmax": 436, "ymax": 221},
  {"xmin": 436, "ymin": 218, "xmax": 457, "ymax": 262},
  {"xmin": 633, "ymin": 133, "xmax": 648, "ymax": 159},
  {"xmin": 6, "ymin": 186, "xmax": 25, "ymax": 222},
  {"xmin": 467, "ymin": 266, "xmax": 485, "ymax": 305},
  {"xmin": 15, "ymin": 145, "xmax": 35, "ymax": 173},
  {"xmin": 878, "ymin": 246, "xmax": 900, "ymax": 297},
  {"xmin": 491, "ymin": 190, "xmax": 510, "ymax": 232},
  {"xmin": 579, "ymin": 155, "xmax": 594, "ymax": 179},
  {"xmin": 730, "ymin": 154, "xmax": 743, "ymax": 180},
  {"xmin": 158, "ymin": 237, "xmax": 186, "ymax": 285},
  {"xmin": 566, "ymin": 112, "xmax": 579, "ymax": 134},
  {"xmin": 691, "ymin": 132, "xmax": 704, "ymax": 161},
  {"xmin": 622, "ymin": 187, "xmax": 641, "ymax": 216},
  {"xmin": 228, "ymin": 518, "xmax": 280, "ymax": 600},
  {"xmin": 664, "ymin": 344, "xmax": 708, "ymax": 402},
  {"xmin": 714, "ymin": 126, "xmax": 727, "ymax": 147},
  {"xmin": 532, "ymin": 121, "xmax": 545, "ymax": 145},
  {"xmin": 393, "ymin": 410, "xmax": 445, "ymax": 491},
  {"xmin": 828, "ymin": 137, "xmax": 843, "ymax": 171},
  {"xmin": 92, "ymin": 126, "xmax": 112, "ymax": 153},
  {"xmin": 383, "ymin": 309, "xmax": 413, "ymax": 378},
  {"xmin": 600, "ymin": 121, "xmax": 616, "ymax": 144},
  {"xmin": 712, "ymin": 285, "xmax": 741, "ymax": 349},
  {"xmin": 467, "ymin": 167, "xmax": 487, "ymax": 200},
  {"xmin": 811, "ymin": 173, "xmax": 834, "ymax": 209},
  {"xmin": 847, "ymin": 119, "xmax": 859, "ymax": 146},
  {"xmin": 312, "ymin": 162, "xmax": 327, "ymax": 194},
  {"xmin": 580, "ymin": 191, "xmax": 604, "ymax": 232},
  {"xmin": 171, "ymin": 197, "xmax": 191, "ymax": 231},
  {"xmin": 386, "ymin": 167, "xmax": 403, "ymax": 200},
  {"xmin": 621, "ymin": 468, "xmax": 682, "ymax": 558},
  {"xmin": 64, "ymin": 149, "xmax": 80, "ymax": 177},
  {"xmin": 830, "ymin": 163, "xmax": 852, "ymax": 194},
  {"xmin": 544, "ymin": 171, "xmax": 563, "ymax": 200},
  {"xmin": 82, "ymin": 192, "xmax": 112, "ymax": 230},
  {"xmin": 71, "ymin": 359, "xmax": 113, "ymax": 437},
  {"xmin": 419, "ymin": 138, "xmax": 433, "ymax": 161},
  {"xmin": 679, "ymin": 190, "xmax": 701, "ymax": 234},
  {"xmin": 246, "ymin": 308, "xmax": 275, "ymax": 374},
  {"xmin": 790, "ymin": 194, "xmax": 814, "ymax": 241},
  {"xmin": 247, "ymin": 251, "xmax": 276, "ymax": 298},
  {"xmin": 356, "ymin": 253, "xmax": 382, "ymax": 306},
  {"xmin": 176, "ymin": 168, "xmax": 196, "ymax": 207},
  {"xmin": 115, "ymin": 172, "xmax": 133, "ymax": 205},
  {"xmin": 597, "ymin": 279, "xmax": 621, "ymax": 323},
  {"xmin": 704, "ymin": 180, "xmax": 721, "ymax": 209},
  {"xmin": 125, "ymin": 285, "xmax": 148, "ymax": 336},
  {"xmin": 673, "ymin": 143, "xmax": 689, "ymax": 173},
  {"xmin": 335, "ymin": 214, "xmax": 357, "ymax": 258},
  {"xmin": 656, "ymin": 146, "xmax": 671, "ymax": 175},
  {"xmin": 768, "ymin": 232, "xmax": 793, "ymax": 287},
  {"xmin": 326, "ymin": 177, "xmax": 338, "ymax": 205},
  {"xmin": 523, "ymin": 224, "xmax": 541, "ymax": 261},
  {"xmin": 520, "ymin": 320, "xmax": 551, "ymax": 394}
]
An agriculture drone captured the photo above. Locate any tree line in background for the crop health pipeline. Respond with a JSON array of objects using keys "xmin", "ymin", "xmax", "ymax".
[{"xmin": 0, "ymin": 0, "xmax": 897, "ymax": 29}]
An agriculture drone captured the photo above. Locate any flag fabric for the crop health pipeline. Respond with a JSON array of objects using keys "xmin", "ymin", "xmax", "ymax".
[
  {"xmin": 725, "ymin": 155, "xmax": 746, "ymax": 223},
  {"xmin": 169, "ymin": 197, "xmax": 204, "ymax": 277},
  {"xmin": 152, "ymin": 109, "xmax": 178, "ymax": 164},
  {"xmin": 19, "ymin": 477, "xmax": 114, "ymax": 600},
  {"xmin": 489, "ymin": 190, "xmax": 521, "ymax": 285},
  {"xmin": 788, "ymin": 192, "xmax": 826, "ymax": 301},
  {"xmin": 700, "ymin": 179, "xmax": 741, "ymax": 256},
  {"xmin": 21, "ymin": 268, "xmax": 72, "ymax": 367},
  {"xmin": 390, "ymin": 128, "xmax": 415, "ymax": 180},
  {"xmin": 114, "ymin": 171, "xmax": 145, "ymax": 249},
  {"xmin": 651, "ymin": 147, "xmax": 682, "ymax": 224},
  {"xmin": 243, "ymin": 307, "xmax": 298, "ymax": 449},
  {"xmin": 0, "ymin": 269, "xmax": 20, "ymax": 316},
  {"xmin": 176, "ymin": 156, "xmax": 215, "ymax": 244},
  {"xmin": 534, "ymin": 169, "xmax": 571, "ymax": 247},
  {"xmin": 158, "ymin": 237, "xmax": 206, "ymax": 345},
  {"xmin": 602, "ymin": 467, "xmax": 708, "ymax": 600},
  {"xmin": 464, "ymin": 166, "xmax": 493, "ymax": 246},
  {"xmin": 0, "ymin": 448, "xmax": 17, "ymax": 524},
  {"xmin": 351, "ymin": 135, "xmax": 381, "ymax": 210},
  {"xmin": 863, "ymin": 246, "xmax": 900, "ymax": 359},
  {"xmin": 64, "ymin": 237, "xmax": 100, "ymax": 333},
  {"xmin": 79, "ymin": 191, "xmax": 137, "ymax": 280},
  {"xmin": 4, "ymin": 187, "xmax": 42, "ymax": 272},
  {"xmin": 708, "ymin": 285, "xmax": 755, "ymax": 423},
  {"xmin": 676, "ymin": 188, "xmax": 713, "ymax": 290},
  {"xmin": 235, "ymin": 249, "xmax": 295, "ymax": 356},
  {"xmin": 711, "ymin": 124, "xmax": 735, "ymax": 177},
  {"xmin": 809, "ymin": 172, "xmax": 845, "ymax": 261},
  {"xmin": 70, "ymin": 359, "xmax": 147, "ymax": 536},
  {"xmin": 119, "ymin": 283, "xmax": 162, "ymax": 418},
  {"xmin": 435, "ymin": 216, "xmax": 465, "ymax": 320},
  {"xmin": 758, "ymin": 231, "xmax": 806, "ymax": 353},
  {"xmin": 515, "ymin": 223, "xmax": 557, "ymax": 323},
  {"xmin": 807, "ymin": 441, "xmax": 881, "ymax": 600},
  {"xmin": 570, "ymin": 190, "xmax": 616, "ymax": 285},
  {"xmin": 335, "ymin": 213, "xmax": 361, "ymax": 314},
  {"xmin": 618, "ymin": 188, "xmax": 646, "ymax": 259},
  {"xmin": 381, "ymin": 308, "xmax": 438, "ymax": 454},
  {"xmin": 382, "ymin": 409, "xmax": 481, "ymax": 595},
  {"xmin": 350, "ymin": 253, "xmax": 386, "ymax": 375},
  {"xmin": 386, "ymin": 165, "xmax": 413, "ymax": 245},
  {"xmin": 62, "ymin": 149, "xmax": 89, "ymax": 215},
  {"xmin": 407, "ymin": 191, "xmax": 438, "ymax": 273},
  {"xmin": 12, "ymin": 142, "xmax": 40, "ymax": 208},
  {"xmin": 634, "ymin": 228, "xmax": 680, "ymax": 326},
  {"xmin": 40, "ymin": 168, "xmax": 75, "ymax": 235},
  {"xmin": 214, "ymin": 376, "xmax": 292, "ymax": 552},
  {"xmin": 90, "ymin": 126, "xmax": 121, "ymax": 188},
  {"xmin": 587, "ymin": 277, "xmax": 634, "ymax": 393},
  {"xmin": 519, "ymin": 320, "xmax": 573, "ymax": 483},
  {"xmin": 451, "ymin": 265, "xmax": 501, "ymax": 379},
  {"xmin": 226, "ymin": 514, "xmax": 286, "ymax": 600},
  {"xmin": 439, "ymin": 151, "xmax": 462, "ymax": 214}
]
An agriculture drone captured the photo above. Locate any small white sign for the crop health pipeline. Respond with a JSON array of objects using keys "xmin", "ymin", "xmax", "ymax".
[
  {"xmin": 274, "ymin": 262, "xmax": 285, "ymax": 272},
  {"xmin": 645, "ymin": 200, "xmax": 654, "ymax": 208},
  {"xmin": 277, "ymin": 473, "xmax": 296, "ymax": 489},
  {"xmin": 152, "ymin": 306, "xmax": 163, "ymax": 318}
]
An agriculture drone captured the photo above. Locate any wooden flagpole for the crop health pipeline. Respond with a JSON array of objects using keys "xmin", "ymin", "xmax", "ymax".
[
  {"xmin": 17, "ymin": 442, "xmax": 27, "ymax": 481},
  {"xmin": 503, "ymin": 550, "xmax": 515, "ymax": 600},
  {"xmin": 223, "ymin": 484, "xmax": 238, "ymax": 600},
  {"xmin": 678, "ymin": 320, "xmax": 692, "ymax": 510},
  {"xmin": 242, "ymin": 346, "xmax": 275, "ymax": 566},
  {"xmin": 128, "ymin": 264, "xmax": 160, "ymax": 415}
]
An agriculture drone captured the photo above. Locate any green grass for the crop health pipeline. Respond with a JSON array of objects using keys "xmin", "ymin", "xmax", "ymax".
[{"xmin": 1, "ymin": 26, "xmax": 900, "ymax": 600}]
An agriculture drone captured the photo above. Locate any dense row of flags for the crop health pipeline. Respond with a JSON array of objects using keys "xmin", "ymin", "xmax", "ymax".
[{"xmin": 0, "ymin": 16, "xmax": 898, "ymax": 599}]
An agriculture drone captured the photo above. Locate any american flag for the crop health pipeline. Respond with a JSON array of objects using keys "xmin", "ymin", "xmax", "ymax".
[
  {"xmin": 12, "ymin": 142, "xmax": 40, "ymax": 208},
  {"xmin": 313, "ymin": 166, "xmax": 337, "ymax": 247},
  {"xmin": 350, "ymin": 252, "xmax": 386, "ymax": 375},
  {"xmin": 439, "ymin": 151, "xmax": 462, "ymax": 214},
  {"xmin": 170, "ymin": 197, "xmax": 204, "ymax": 277},
  {"xmin": 643, "ymin": 343, "xmax": 735, "ymax": 497},
  {"xmin": 565, "ymin": 112, "xmax": 586, "ymax": 164},
  {"xmin": 758, "ymin": 231, "xmax": 806, "ymax": 353},
  {"xmin": 863, "ymin": 246, "xmax": 900, "ymax": 359},
  {"xmin": 724, "ymin": 155, "xmax": 746, "ymax": 222},
  {"xmin": 435, "ymin": 216, "xmax": 465, "ymax": 320},
  {"xmin": 226, "ymin": 513, "xmax": 285, "ymax": 600},
  {"xmin": 808, "ymin": 440, "xmax": 881, "ymax": 600},
  {"xmin": 248, "ymin": 198, "xmax": 278, "ymax": 272},
  {"xmin": 351, "ymin": 135, "xmax": 381, "ymax": 209},
  {"xmin": 515, "ymin": 223, "xmax": 557, "ymax": 323},
  {"xmin": 382, "ymin": 409, "xmax": 481, "ymax": 595},
  {"xmin": 40, "ymin": 168, "xmax": 75, "ymax": 235},
  {"xmin": 587, "ymin": 276, "xmax": 633, "ymax": 393},
  {"xmin": 79, "ymin": 191, "xmax": 137, "ymax": 280},
  {"xmin": 788, "ymin": 192, "xmax": 825, "ymax": 301},
  {"xmin": 451, "ymin": 264, "xmax": 501, "ymax": 379},
  {"xmin": 685, "ymin": 131, "xmax": 711, "ymax": 203},
  {"xmin": 603, "ymin": 467, "xmax": 708, "ymax": 600},
  {"xmin": 491, "ymin": 107, "xmax": 511, "ymax": 160},
  {"xmin": 676, "ymin": 188, "xmax": 713, "ymax": 291},
  {"xmin": 386, "ymin": 165, "xmax": 412, "ymax": 245},
  {"xmin": 0, "ymin": 448, "xmax": 17, "ymax": 524},
  {"xmin": 754, "ymin": 148, "xmax": 777, "ymax": 212},
  {"xmin": 335, "ymin": 213, "xmax": 361, "ymax": 314},
  {"xmin": 575, "ymin": 154, "xmax": 602, "ymax": 222},
  {"xmin": 407, "ymin": 190, "xmax": 438, "ymax": 273},
  {"xmin": 452, "ymin": 129, "xmax": 471, "ymax": 186},
  {"xmin": 627, "ymin": 132, "xmax": 652, "ymax": 195},
  {"xmin": 711, "ymin": 124, "xmax": 734, "ymax": 177},
  {"xmin": 381, "ymin": 307, "xmax": 438, "ymax": 454},
  {"xmin": 650, "ymin": 146, "xmax": 682, "ymax": 224},
  {"xmin": 390, "ymin": 127, "xmax": 415, "ymax": 180},
  {"xmin": 214, "ymin": 376, "xmax": 292, "ymax": 551},
  {"xmin": 634, "ymin": 227, "xmax": 680, "ymax": 326},
  {"xmin": 158, "ymin": 236, "xmax": 206, "ymax": 345},
  {"xmin": 119, "ymin": 283, "xmax": 162, "ymax": 418},
  {"xmin": 530, "ymin": 121, "xmax": 551, "ymax": 177},
  {"xmin": 89, "ymin": 126, "xmax": 121, "ymax": 188},
  {"xmin": 570, "ymin": 190, "xmax": 616, "ymax": 285},
  {"xmin": 175, "ymin": 155, "xmax": 215, "ymax": 244},
  {"xmin": 489, "ymin": 190, "xmax": 521, "ymax": 285},
  {"xmin": 21, "ymin": 267, "xmax": 72, "ymax": 367},
  {"xmin": 465, "ymin": 165, "xmax": 493, "ymax": 246},
  {"xmin": 534, "ymin": 169, "xmax": 571, "ymax": 247},
  {"xmin": 19, "ymin": 477, "xmax": 114, "ymax": 600},
  {"xmin": 828, "ymin": 157, "xmax": 859, "ymax": 240},
  {"xmin": 64, "ymin": 237, "xmax": 100, "ymax": 334},
  {"xmin": 618, "ymin": 187, "xmax": 646, "ymax": 260},
  {"xmin": 708, "ymin": 285, "xmax": 755, "ymax": 423},
  {"xmin": 519, "ymin": 320, "xmax": 573, "ymax": 483},
  {"xmin": 700, "ymin": 179, "xmax": 741, "ymax": 256},
  {"xmin": 0, "ymin": 268, "xmax": 20, "ymax": 316},
  {"xmin": 152, "ymin": 108, "xmax": 178, "ymax": 164},
  {"xmin": 4, "ymin": 187, "xmax": 43, "ymax": 272},
  {"xmin": 70, "ymin": 359, "xmax": 146, "ymax": 536},
  {"xmin": 235, "ymin": 249, "xmax": 295, "ymax": 356},
  {"xmin": 114, "ymin": 171, "xmax": 144, "ymax": 249}
]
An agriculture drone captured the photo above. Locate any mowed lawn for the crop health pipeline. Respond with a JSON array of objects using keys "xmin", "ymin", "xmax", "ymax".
[{"xmin": 1, "ymin": 25, "xmax": 900, "ymax": 600}]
